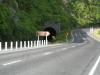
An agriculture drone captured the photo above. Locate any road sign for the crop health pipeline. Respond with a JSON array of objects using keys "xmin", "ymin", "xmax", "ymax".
[
  {"xmin": 65, "ymin": 32, "xmax": 69, "ymax": 36},
  {"xmin": 36, "ymin": 31, "xmax": 50, "ymax": 36}
]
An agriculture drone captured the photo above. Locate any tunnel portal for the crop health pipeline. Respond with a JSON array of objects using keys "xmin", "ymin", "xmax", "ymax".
[{"xmin": 44, "ymin": 27, "xmax": 56, "ymax": 42}]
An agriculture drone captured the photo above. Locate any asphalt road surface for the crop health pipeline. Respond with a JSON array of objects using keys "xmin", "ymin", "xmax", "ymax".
[{"xmin": 0, "ymin": 29, "xmax": 100, "ymax": 75}]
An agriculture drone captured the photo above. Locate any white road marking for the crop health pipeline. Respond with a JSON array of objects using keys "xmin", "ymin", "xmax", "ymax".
[
  {"xmin": 89, "ymin": 56, "xmax": 100, "ymax": 75},
  {"xmin": 0, "ymin": 43, "xmax": 63, "ymax": 54},
  {"xmin": 3, "ymin": 60, "xmax": 22, "ymax": 66},
  {"xmin": 72, "ymin": 46, "xmax": 76, "ymax": 48},
  {"xmin": 62, "ymin": 48, "xmax": 67, "ymax": 50},
  {"xmin": 44, "ymin": 52, "xmax": 53, "ymax": 55}
]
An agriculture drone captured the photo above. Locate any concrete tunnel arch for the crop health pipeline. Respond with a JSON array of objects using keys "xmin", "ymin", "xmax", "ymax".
[{"xmin": 44, "ymin": 27, "xmax": 56, "ymax": 42}]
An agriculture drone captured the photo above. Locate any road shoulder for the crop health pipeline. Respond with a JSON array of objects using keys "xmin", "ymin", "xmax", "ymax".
[{"xmin": 88, "ymin": 28, "xmax": 100, "ymax": 42}]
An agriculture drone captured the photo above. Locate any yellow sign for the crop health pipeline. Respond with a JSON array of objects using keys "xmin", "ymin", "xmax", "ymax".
[{"xmin": 65, "ymin": 32, "xmax": 68, "ymax": 36}]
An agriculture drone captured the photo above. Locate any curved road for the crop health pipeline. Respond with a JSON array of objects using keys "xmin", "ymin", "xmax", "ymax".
[{"xmin": 0, "ymin": 29, "xmax": 100, "ymax": 75}]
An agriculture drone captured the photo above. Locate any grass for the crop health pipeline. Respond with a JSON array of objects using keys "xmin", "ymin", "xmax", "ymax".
[
  {"xmin": 90, "ymin": 29, "xmax": 100, "ymax": 40},
  {"xmin": 55, "ymin": 31, "xmax": 71, "ymax": 43}
]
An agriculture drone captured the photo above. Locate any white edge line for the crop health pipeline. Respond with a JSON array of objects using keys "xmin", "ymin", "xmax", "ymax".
[
  {"xmin": 44, "ymin": 52, "xmax": 53, "ymax": 55},
  {"xmin": 3, "ymin": 60, "xmax": 22, "ymax": 66},
  {"xmin": 89, "ymin": 56, "xmax": 100, "ymax": 75},
  {"xmin": 72, "ymin": 46, "xmax": 76, "ymax": 47},
  {"xmin": 62, "ymin": 48, "xmax": 67, "ymax": 50},
  {"xmin": 0, "ymin": 44, "xmax": 62, "ymax": 54}
]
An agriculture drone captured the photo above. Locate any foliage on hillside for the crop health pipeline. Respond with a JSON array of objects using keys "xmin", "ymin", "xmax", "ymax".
[
  {"xmin": 0, "ymin": 0, "xmax": 100, "ymax": 41},
  {"xmin": 68, "ymin": 0, "xmax": 100, "ymax": 27},
  {"xmin": 0, "ymin": 0, "xmax": 74, "ymax": 41}
]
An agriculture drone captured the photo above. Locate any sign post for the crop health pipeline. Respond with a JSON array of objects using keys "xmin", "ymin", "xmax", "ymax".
[
  {"xmin": 36, "ymin": 31, "xmax": 50, "ymax": 46},
  {"xmin": 38, "ymin": 35, "xmax": 39, "ymax": 41}
]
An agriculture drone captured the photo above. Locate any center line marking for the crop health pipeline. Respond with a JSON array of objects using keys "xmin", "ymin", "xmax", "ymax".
[
  {"xmin": 89, "ymin": 56, "xmax": 100, "ymax": 75},
  {"xmin": 3, "ymin": 60, "xmax": 22, "ymax": 66},
  {"xmin": 44, "ymin": 52, "xmax": 53, "ymax": 55}
]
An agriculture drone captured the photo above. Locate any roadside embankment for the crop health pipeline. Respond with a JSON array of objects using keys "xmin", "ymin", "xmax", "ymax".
[{"xmin": 89, "ymin": 28, "xmax": 100, "ymax": 41}]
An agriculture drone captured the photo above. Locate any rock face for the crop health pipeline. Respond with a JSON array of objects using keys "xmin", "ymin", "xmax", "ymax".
[
  {"xmin": 10, "ymin": 1, "xmax": 19, "ymax": 23},
  {"xmin": 62, "ymin": 0, "xmax": 68, "ymax": 4},
  {"xmin": 43, "ymin": 21, "xmax": 60, "ymax": 42},
  {"xmin": 44, "ymin": 21, "xmax": 60, "ymax": 33},
  {"xmin": 0, "ymin": 0, "xmax": 69, "ymax": 41},
  {"xmin": 1, "ymin": 0, "xmax": 19, "ymax": 23}
]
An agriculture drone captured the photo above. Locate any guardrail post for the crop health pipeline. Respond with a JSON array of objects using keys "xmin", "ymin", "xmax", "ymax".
[
  {"xmin": 37, "ymin": 40, "xmax": 38, "ymax": 47},
  {"xmin": 5, "ymin": 42, "xmax": 7, "ymax": 50},
  {"xmin": 42, "ymin": 40, "xmax": 43, "ymax": 46},
  {"xmin": 40, "ymin": 40, "xmax": 41, "ymax": 46},
  {"xmin": 28, "ymin": 41, "xmax": 30, "ymax": 48},
  {"xmin": 16, "ymin": 41, "xmax": 18, "ymax": 49},
  {"xmin": 38, "ymin": 40, "xmax": 40, "ymax": 46},
  {"xmin": 46, "ymin": 40, "xmax": 48, "ymax": 45},
  {"xmin": 20, "ymin": 41, "xmax": 22, "ymax": 48},
  {"xmin": 31, "ymin": 41, "xmax": 33, "ymax": 47},
  {"xmin": 44, "ymin": 40, "xmax": 46, "ymax": 45},
  {"xmin": 0, "ymin": 42, "xmax": 1, "ymax": 51},
  {"xmin": 34, "ymin": 41, "xmax": 36, "ymax": 47},
  {"xmin": 24, "ymin": 41, "xmax": 26, "ymax": 48},
  {"xmin": 10, "ymin": 41, "xmax": 13, "ymax": 50}
]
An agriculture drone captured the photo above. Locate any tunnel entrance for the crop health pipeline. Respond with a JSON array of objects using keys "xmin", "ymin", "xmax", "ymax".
[{"xmin": 44, "ymin": 27, "xmax": 56, "ymax": 42}]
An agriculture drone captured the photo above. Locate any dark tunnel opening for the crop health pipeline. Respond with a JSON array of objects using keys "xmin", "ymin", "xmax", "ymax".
[{"xmin": 44, "ymin": 27, "xmax": 56, "ymax": 42}]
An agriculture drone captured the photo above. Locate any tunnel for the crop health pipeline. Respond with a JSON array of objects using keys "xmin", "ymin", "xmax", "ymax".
[{"xmin": 44, "ymin": 27, "xmax": 56, "ymax": 42}]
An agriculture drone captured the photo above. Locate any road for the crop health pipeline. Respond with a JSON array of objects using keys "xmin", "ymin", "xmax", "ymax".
[{"xmin": 0, "ymin": 29, "xmax": 100, "ymax": 75}]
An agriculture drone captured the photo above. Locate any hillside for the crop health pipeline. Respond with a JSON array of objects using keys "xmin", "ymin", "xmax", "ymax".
[
  {"xmin": 68, "ymin": 0, "xmax": 100, "ymax": 27},
  {"xmin": 0, "ymin": 0, "xmax": 75, "ymax": 41},
  {"xmin": 0, "ymin": 0, "xmax": 100, "ymax": 42}
]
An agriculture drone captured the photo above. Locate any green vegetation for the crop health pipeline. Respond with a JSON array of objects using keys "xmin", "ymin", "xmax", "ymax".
[
  {"xmin": 0, "ymin": 0, "xmax": 100, "ymax": 42},
  {"xmin": 89, "ymin": 29, "xmax": 100, "ymax": 40},
  {"xmin": 98, "ymin": 30, "xmax": 100, "ymax": 35},
  {"xmin": 68, "ymin": 0, "xmax": 100, "ymax": 27}
]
